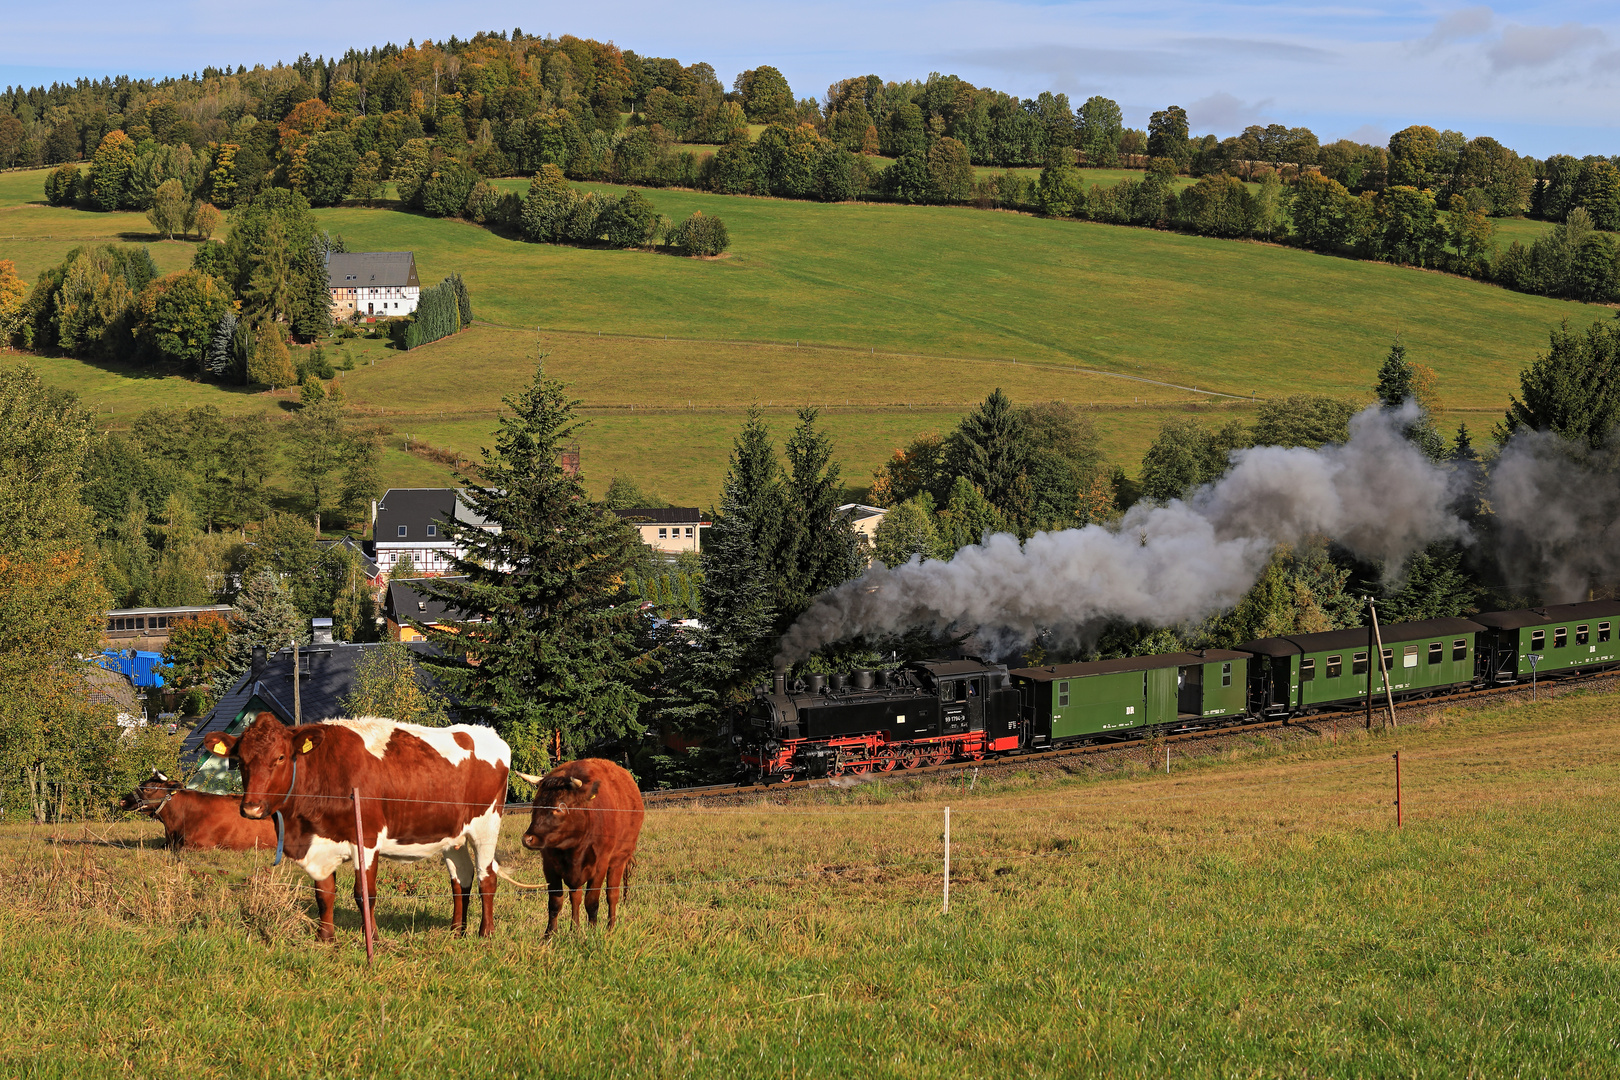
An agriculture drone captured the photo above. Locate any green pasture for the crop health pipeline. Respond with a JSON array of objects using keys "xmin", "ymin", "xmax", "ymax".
[{"xmin": 5, "ymin": 690, "xmax": 1620, "ymax": 1076}]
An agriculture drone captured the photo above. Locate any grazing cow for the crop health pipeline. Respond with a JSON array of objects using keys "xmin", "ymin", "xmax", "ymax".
[
  {"xmin": 208, "ymin": 712, "xmax": 510, "ymax": 943},
  {"xmin": 118, "ymin": 771, "xmax": 278, "ymax": 852},
  {"xmin": 519, "ymin": 759, "xmax": 645, "ymax": 936}
]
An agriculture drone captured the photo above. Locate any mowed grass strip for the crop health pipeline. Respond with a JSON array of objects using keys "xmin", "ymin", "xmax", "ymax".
[{"xmin": 4, "ymin": 690, "xmax": 1620, "ymax": 1076}]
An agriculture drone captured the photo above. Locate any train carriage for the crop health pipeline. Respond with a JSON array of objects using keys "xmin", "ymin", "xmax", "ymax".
[
  {"xmin": 1238, "ymin": 617, "xmax": 1485, "ymax": 716},
  {"xmin": 1471, "ymin": 601, "xmax": 1620, "ymax": 683},
  {"xmin": 1008, "ymin": 650, "xmax": 1250, "ymax": 746}
]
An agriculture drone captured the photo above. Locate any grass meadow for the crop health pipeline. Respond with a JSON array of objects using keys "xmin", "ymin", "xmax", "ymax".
[
  {"xmin": 0, "ymin": 163, "xmax": 1602, "ymax": 503},
  {"xmin": 5, "ymin": 688, "xmax": 1620, "ymax": 1076}
]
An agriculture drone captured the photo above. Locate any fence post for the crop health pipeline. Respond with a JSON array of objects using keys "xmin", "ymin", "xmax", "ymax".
[
  {"xmin": 352, "ymin": 787, "xmax": 376, "ymax": 964},
  {"xmin": 1392, "ymin": 752, "xmax": 1402, "ymax": 828},
  {"xmin": 942, "ymin": 806, "xmax": 951, "ymax": 915}
]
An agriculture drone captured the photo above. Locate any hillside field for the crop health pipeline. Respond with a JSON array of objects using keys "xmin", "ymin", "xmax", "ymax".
[
  {"xmin": 1, "ymin": 165, "xmax": 1604, "ymax": 505},
  {"xmin": 5, "ymin": 688, "xmax": 1620, "ymax": 1075}
]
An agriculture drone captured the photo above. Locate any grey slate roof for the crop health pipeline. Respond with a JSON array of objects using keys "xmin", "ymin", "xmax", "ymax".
[
  {"xmin": 612, "ymin": 507, "xmax": 705, "ymax": 524},
  {"xmin": 180, "ymin": 641, "xmax": 452, "ymax": 762},
  {"xmin": 326, "ymin": 251, "xmax": 419, "ymax": 290},
  {"xmin": 385, "ymin": 577, "xmax": 471, "ymax": 626}
]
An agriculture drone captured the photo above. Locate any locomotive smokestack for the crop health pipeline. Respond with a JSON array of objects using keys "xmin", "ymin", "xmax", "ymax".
[{"xmin": 773, "ymin": 672, "xmax": 786, "ymax": 697}]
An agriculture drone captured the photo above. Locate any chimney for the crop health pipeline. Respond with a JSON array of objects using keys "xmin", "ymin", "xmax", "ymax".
[
  {"xmin": 311, "ymin": 617, "xmax": 334, "ymax": 645},
  {"xmin": 251, "ymin": 645, "xmax": 267, "ymax": 678},
  {"xmin": 773, "ymin": 672, "xmax": 786, "ymax": 697}
]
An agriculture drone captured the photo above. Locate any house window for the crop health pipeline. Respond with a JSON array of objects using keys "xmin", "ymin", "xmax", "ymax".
[
  {"xmin": 658, "ymin": 528, "xmax": 668, "ymax": 539},
  {"xmin": 1554, "ymin": 628, "xmax": 1568, "ymax": 648},
  {"xmin": 1326, "ymin": 655, "xmax": 1342, "ymax": 678},
  {"xmin": 426, "ymin": 524, "xmax": 437, "ymax": 537},
  {"xmin": 1057, "ymin": 681, "xmax": 1069, "ymax": 707},
  {"xmin": 1352, "ymin": 651, "xmax": 1368, "ymax": 675},
  {"xmin": 1576, "ymin": 625, "xmax": 1589, "ymax": 645},
  {"xmin": 1221, "ymin": 662, "xmax": 1232, "ymax": 687},
  {"xmin": 1531, "ymin": 629, "xmax": 1545, "ymax": 650},
  {"xmin": 685, "ymin": 527, "xmax": 694, "ymax": 537},
  {"xmin": 1403, "ymin": 645, "xmax": 1419, "ymax": 668},
  {"xmin": 1300, "ymin": 658, "xmax": 1316, "ymax": 681},
  {"xmin": 1453, "ymin": 639, "xmax": 1468, "ymax": 661},
  {"xmin": 1428, "ymin": 642, "xmax": 1443, "ymax": 664},
  {"xmin": 1600, "ymin": 623, "xmax": 1612, "ymax": 643},
  {"xmin": 398, "ymin": 525, "xmax": 407, "ymax": 537}
]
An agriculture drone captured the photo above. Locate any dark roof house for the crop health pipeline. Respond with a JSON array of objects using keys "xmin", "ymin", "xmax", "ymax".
[{"xmin": 325, "ymin": 251, "xmax": 420, "ymax": 291}]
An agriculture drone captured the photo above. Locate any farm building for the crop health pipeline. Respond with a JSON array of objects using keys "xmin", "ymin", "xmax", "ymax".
[
  {"xmin": 326, "ymin": 251, "xmax": 420, "ymax": 321},
  {"xmin": 613, "ymin": 507, "xmax": 708, "ymax": 555},
  {"xmin": 104, "ymin": 604, "xmax": 233, "ymax": 651},
  {"xmin": 372, "ymin": 488, "xmax": 499, "ymax": 576},
  {"xmin": 385, "ymin": 576, "xmax": 471, "ymax": 642}
]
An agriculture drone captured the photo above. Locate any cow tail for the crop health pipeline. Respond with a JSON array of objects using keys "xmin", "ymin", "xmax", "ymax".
[{"xmin": 495, "ymin": 867, "xmax": 548, "ymax": 890}]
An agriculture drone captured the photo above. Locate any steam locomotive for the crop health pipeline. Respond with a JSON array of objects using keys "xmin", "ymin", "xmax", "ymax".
[{"xmin": 738, "ymin": 599, "xmax": 1620, "ymax": 783}]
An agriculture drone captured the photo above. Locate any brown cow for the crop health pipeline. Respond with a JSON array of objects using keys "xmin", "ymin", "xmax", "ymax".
[
  {"xmin": 519, "ymin": 759, "xmax": 645, "ymax": 936},
  {"xmin": 118, "ymin": 771, "xmax": 278, "ymax": 852},
  {"xmin": 208, "ymin": 712, "xmax": 511, "ymax": 943}
]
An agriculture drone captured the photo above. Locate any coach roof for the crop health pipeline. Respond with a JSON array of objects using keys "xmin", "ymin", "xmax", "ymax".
[
  {"xmin": 1010, "ymin": 650, "xmax": 1250, "ymax": 682},
  {"xmin": 1238, "ymin": 617, "xmax": 1486, "ymax": 657},
  {"xmin": 1470, "ymin": 599, "xmax": 1620, "ymax": 630}
]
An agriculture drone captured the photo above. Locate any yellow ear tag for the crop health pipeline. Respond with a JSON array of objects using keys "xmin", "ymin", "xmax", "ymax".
[
  {"xmin": 212, "ymin": 741, "xmax": 227, "ymax": 754},
  {"xmin": 300, "ymin": 738, "xmax": 314, "ymax": 753}
]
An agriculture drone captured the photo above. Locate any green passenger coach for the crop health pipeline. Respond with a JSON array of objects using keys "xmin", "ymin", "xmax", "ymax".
[
  {"xmin": 1238, "ymin": 617, "xmax": 1486, "ymax": 717},
  {"xmin": 1472, "ymin": 601, "xmax": 1620, "ymax": 682},
  {"xmin": 1009, "ymin": 650, "xmax": 1250, "ymax": 746}
]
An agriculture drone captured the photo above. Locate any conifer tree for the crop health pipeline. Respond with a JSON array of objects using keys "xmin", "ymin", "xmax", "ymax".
[
  {"xmin": 776, "ymin": 407, "xmax": 860, "ymax": 621},
  {"xmin": 1374, "ymin": 337, "xmax": 1446, "ymax": 460},
  {"xmin": 420, "ymin": 361, "xmax": 647, "ymax": 771},
  {"xmin": 222, "ymin": 569, "xmax": 305, "ymax": 681}
]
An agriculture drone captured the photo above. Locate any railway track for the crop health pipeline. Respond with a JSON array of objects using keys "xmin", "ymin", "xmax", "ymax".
[{"xmin": 635, "ymin": 665, "xmax": 1620, "ymax": 805}]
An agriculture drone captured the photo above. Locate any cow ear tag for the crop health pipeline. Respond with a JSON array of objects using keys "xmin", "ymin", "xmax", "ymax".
[
  {"xmin": 300, "ymin": 738, "xmax": 314, "ymax": 753},
  {"xmin": 212, "ymin": 741, "xmax": 227, "ymax": 754}
]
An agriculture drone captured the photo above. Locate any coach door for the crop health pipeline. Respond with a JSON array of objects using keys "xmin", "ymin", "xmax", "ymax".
[{"xmin": 939, "ymin": 678, "xmax": 975, "ymax": 736}]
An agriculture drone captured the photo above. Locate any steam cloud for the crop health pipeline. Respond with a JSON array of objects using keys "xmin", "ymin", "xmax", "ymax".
[
  {"xmin": 777, "ymin": 404, "xmax": 1468, "ymax": 666},
  {"xmin": 779, "ymin": 403, "xmax": 1620, "ymax": 666}
]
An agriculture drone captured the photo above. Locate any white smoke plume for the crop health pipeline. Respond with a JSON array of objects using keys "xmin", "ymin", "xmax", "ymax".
[
  {"xmin": 776, "ymin": 404, "xmax": 1471, "ymax": 666},
  {"xmin": 1486, "ymin": 429, "xmax": 1620, "ymax": 601}
]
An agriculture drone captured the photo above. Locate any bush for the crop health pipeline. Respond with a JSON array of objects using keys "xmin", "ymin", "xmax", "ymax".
[
  {"xmin": 419, "ymin": 161, "xmax": 480, "ymax": 218},
  {"xmin": 667, "ymin": 211, "xmax": 731, "ymax": 256},
  {"xmin": 403, "ymin": 278, "xmax": 464, "ymax": 350},
  {"xmin": 601, "ymin": 189, "xmax": 659, "ymax": 247},
  {"xmin": 44, "ymin": 163, "xmax": 80, "ymax": 206},
  {"xmin": 463, "ymin": 180, "xmax": 501, "ymax": 224}
]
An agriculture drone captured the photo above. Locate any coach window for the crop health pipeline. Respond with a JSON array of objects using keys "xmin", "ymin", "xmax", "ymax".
[
  {"xmin": 1577, "ymin": 625, "xmax": 1589, "ymax": 645},
  {"xmin": 1221, "ymin": 662, "xmax": 1232, "ymax": 687},
  {"xmin": 1453, "ymin": 639, "xmax": 1468, "ymax": 661},
  {"xmin": 1601, "ymin": 623, "xmax": 1612, "ymax": 643},
  {"xmin": 1058, "ymin": 681, "xmax": 1069, "ymax": 707},
  {"xmin": 1531, "ymin": 629, "xmax": 1545, "ymax": 650},
  {"xmin": 1300, "ymin": 658, "xmax": 1316, "ymax": 681},
  {"xmin": 1326, "ymin": 655, "xmax": 1342, "ymax": 679},
  {"xmin": 1403, "ymin": 645, "xmax": 1419, "ymax": 668},
  {"xmin": 1352, "ymin": 651, "xmax": 1368, "ymax": 675},
  {"xmin": 1381, "ymin": 648, "xmax": 1394, "ymax": 670},
  {"xmin": 1554, "ymin": 628, "xmax": 1568, "ymax": 648},
  {"xmin": 1428, "ymin": 642, "xmax": 1443, "ymax": 664}
]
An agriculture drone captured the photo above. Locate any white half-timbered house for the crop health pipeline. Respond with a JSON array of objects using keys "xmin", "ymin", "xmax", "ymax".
[{"xmin": 327, "ymin": 251, "xmax": 421, "ymax": 321}]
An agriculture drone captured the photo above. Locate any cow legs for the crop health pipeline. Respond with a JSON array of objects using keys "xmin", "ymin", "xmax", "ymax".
[
  {"xmin": 313, "ymin": 874, "xmax": 338, "ymax": 943},
  {"xmin": 544, "ymin": 866, "xmax": 565, "ymax": 938},
  {"xmin": 477, "ymin": 865, "xmax": 498, "ymax": 938},
  {"xmin": 445, "ymin": 846, "xmax": 475, "ymax": 937},
  {"xmin": 583, "ymin": 875, "xmax": 606, "ymax": 927},
  {"xmin": 604, "ymin": 861, "xmax": 627, "ymax": 929}
]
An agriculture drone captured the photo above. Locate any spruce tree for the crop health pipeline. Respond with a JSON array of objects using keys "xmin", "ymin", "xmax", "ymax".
[
  {"xmin": 945, "ymin": 388, "xmax": 1032, "ymax": 515},
  {"xmin": 1374, "ymin": 338, "xmax": 1415, "ymax": 409},
  {"xmin": 776, "ymin": 407, "xmax": 860, "ymax": 621},
  {"xmin": 419, "ymin": 362, "xmax": 647, "ymax": 771},
  {"xmin": 223, "ymin": 569, "xmax": 305, "ymax": 680}
]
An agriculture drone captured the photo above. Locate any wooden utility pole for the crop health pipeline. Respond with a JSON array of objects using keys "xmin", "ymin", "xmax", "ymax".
[
  {"xmin": 1369, "ymin": 600, "xmax": 1396, "ymax": 729},
  {"xmin": 1365, "ymin": 602, "xmax": 1374, "ymax": 731},
  {"xmin": 292, "ymin": 639, "xmax": 302, "ymax": 725}
]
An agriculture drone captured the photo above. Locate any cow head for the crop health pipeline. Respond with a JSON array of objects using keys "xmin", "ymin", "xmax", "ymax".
[
  {"xmin": 521, "ymin": 765, "xmax": 602, "ymax": 850},
  {"xmin": 119, "ymin": 770, "xmax": 180, "ymax": 814},
  {"xmin": 209, "ymin": 713, "xmax": 325, "ymax": 819}
]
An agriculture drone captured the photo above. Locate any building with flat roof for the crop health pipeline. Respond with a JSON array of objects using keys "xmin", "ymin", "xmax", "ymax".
[{"xmin": 613, "ymin": 507, "xmax": 708, "ymax": 555}]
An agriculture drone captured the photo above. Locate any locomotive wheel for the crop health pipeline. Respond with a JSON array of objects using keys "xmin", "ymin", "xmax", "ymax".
[
  {"xmin": 875, "ymin": 749, "xmax": 898, "ymax": 773},
  {"xmin": 846, "ymin": 760, "xmax": 874, "ymax": 776},
  {"xmin": 900, "ymin": 747, "xmax": 923, "ymax": 770}
]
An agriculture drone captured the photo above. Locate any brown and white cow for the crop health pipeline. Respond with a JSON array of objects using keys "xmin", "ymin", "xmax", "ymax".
[
  {"xmin": 118, "ymin": 771, "xmax": 279, "ymax": 852},
  {"xmin": 519, "ymin": 758, "xmax": 645, "ymax": 936},
  {"xmin": 208, "ymin": 712, "xmax": 510, "ymax": 942}
]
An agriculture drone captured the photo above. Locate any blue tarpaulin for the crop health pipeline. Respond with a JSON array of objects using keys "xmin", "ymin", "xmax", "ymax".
[{"xmin": 97, "ymin": 650, "xmax": 166, "ymax": 688}]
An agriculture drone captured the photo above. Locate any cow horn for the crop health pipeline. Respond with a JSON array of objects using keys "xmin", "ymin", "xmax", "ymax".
[
  {"xmin": 513, "ymin": 771, "xmax": 542, "ymax": 785},
  {"xmin": 569, "ymin": 777, "xmax": 583, "ymax": 789}
]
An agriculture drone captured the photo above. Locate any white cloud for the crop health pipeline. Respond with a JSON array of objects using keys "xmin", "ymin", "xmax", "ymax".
[{"xmin": 1186, "ymin": 91, "xmax": 1273, "ymax": 134}]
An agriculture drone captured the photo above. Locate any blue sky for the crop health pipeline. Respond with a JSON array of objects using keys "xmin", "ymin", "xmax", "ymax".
[{"xmin": 4, "ymin": 1, "xmax": 1618, "ymax": 156}]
